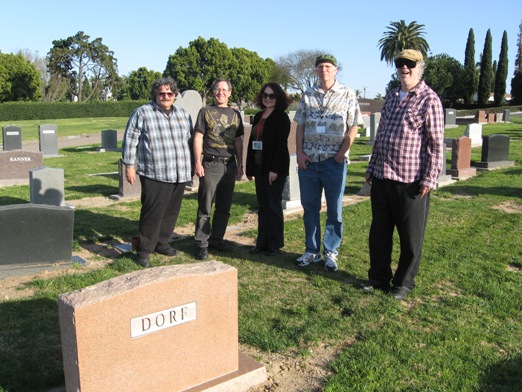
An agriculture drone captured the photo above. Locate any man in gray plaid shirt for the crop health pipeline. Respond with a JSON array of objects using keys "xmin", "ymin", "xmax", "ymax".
[{"xmin": 122, "ymin": 77, "xmax": 193, "ymax": 267}]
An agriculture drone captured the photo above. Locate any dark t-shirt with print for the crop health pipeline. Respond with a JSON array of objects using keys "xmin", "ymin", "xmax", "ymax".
[{"xmin": 194, "ymin": 105, "xmax": 244, "ymax": 158}]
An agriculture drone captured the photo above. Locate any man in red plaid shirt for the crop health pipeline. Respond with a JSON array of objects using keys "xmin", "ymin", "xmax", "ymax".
[{"xmin": 365, "ymin": 49, "xmax": 445, "ymax": 300}]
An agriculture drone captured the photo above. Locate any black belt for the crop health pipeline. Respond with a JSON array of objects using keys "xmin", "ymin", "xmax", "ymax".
[{"xmin": 203, "ymin": 155, "xmax": 235, "ymax": 164}]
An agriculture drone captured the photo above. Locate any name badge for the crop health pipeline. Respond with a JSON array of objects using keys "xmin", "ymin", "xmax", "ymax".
[
  {"xmin": 253, "ymin": 141, "xmax": 263, "ymax": 150},
  {"xmin": 316, "ymin": 125, "xmax": 326, "ymax": 134}
]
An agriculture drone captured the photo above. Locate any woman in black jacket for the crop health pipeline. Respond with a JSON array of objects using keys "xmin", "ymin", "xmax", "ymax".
[{"xmin": 246, "ymin": 83, "xmax": 292, "ymax": 255}]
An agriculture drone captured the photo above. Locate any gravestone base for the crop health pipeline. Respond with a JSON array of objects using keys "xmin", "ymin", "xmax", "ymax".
[
  {"xmin": 437, "ymin": 174, "xmax": 454, "ymax": 188},
  {"xmin": 185, "ymin": 352, "xmax": 266, "ymax": 392},
  {"xmin": 282, "ymin": 199, "xmax": 303, "ymax": 213},
  {"xmin": 448, "ymin": 167, "xmax": 476, "ymax": 180},
  {"xmin": 474, "ymin": 160, "xmax": 515, "ymax": 171}
]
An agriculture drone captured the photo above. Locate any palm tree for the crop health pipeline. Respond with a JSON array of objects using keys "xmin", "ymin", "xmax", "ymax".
[{"xmin": 378, "ymin": 20, "xmax": 430, "ymax": 65}]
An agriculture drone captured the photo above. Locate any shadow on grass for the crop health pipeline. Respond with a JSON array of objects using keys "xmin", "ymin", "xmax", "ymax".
[
  {"xmin": 0, "ymin": 298, "xmax": 64, "ymax": 391},
  {"xmin": 74, "ymin": 209, "xmax": 138, "ymax": 243},
  {"xmin": 66, "ymin": 184, "xmax": 119, "ymax": 199},
  {"xmin": 0, "ymin": 196, "xmax": 29, "ymax": 206},
  {"xmin": 173, "ymin": 234, "xmax": 364, "ymax": 289},
  {"xmin": 478, "ymin": 355, "xmax": 522, "ymax": 391}
]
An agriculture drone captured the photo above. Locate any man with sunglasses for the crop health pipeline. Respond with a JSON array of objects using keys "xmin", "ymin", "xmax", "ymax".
[
  {"xmin": 294, "ymin": 54, "xmax": 363, "ymax": 272},
  {"xmin": 364, "ymin": 49, "xmax": 444, "ymax": 300},
  {"xmin": 122, "ymin": 77, "xmax": 193, "ymax": 267}
]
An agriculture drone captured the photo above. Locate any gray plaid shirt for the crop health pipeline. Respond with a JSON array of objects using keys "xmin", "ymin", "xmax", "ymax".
[{"xmin": 122, "ymin": 101, "xmax": 193, "ymax": 183}]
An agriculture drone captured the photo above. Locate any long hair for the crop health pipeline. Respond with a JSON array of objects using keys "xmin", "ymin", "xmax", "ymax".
[{"xmin": 254, "ymin": 83, "xmax": 292, "ymax": 111}]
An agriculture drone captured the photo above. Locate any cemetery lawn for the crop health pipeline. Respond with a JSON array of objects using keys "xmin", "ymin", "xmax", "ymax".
[{"xmin": 0, "ymin": 117, "xmax": 521, "ymax": 391}]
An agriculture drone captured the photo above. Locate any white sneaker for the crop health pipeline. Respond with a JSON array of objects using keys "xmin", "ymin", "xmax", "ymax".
[
  {"xmin": 296, "ymin": 252, "xmax": 322, "ymax": 267},
  {"xmin": 324, "ymin": 251, "xmax": 338, "ymax": 272}
]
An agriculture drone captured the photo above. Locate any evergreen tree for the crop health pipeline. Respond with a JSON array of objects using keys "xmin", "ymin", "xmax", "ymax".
[
  {"xmin": 510, "ymin": 21, "xmax": 522, "ymax": 104},
  {"xmin": 477, "ymin": 29, "xmax": 493, "ymax": 106},
  {"xmin": 494, "ymin": 31, "xmax": 509, "ymax": 106},
  {"xmin": 463, "ymin": 28, "xmax": 476, "ymax": 106}
]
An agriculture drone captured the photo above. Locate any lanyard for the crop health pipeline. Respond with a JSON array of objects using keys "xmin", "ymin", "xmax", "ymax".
[{"xmin": 256, "ymin": 117, "xmax": 266, "ymax": 139}]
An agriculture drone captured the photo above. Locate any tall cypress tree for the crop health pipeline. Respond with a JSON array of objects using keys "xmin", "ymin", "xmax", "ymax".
[
  {"xmin": 478, "ymin": 29, "xmax": 493, "ymax": 106},
  {"xmin": 463, "ymin": 28, "xmax": 476, "ymax": 105},
  {"xmin": 511, "ymin": 22, "xmax": 522, "ymax": 104},
  {"xmin": 494, "ymin": 31, "xmax": 509, "ymax": 106}
]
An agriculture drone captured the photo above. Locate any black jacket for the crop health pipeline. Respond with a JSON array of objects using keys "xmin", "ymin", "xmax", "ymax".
[{"xmin": 246, "ymin": 109, "xmax": 290, "ymax": 178}]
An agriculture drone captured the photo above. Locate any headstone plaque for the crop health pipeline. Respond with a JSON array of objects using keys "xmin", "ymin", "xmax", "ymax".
[
  {"xmin": 175, "ymin": 89, "xmax": 203, "ymax": 126},
  {"xmin": 362, "ymin": 115, "xmax": 371, "ymax": 137},
  {"xmin": 487, "ymin": 113, "xmax": 495, "ymax": 123},
  {"xmin": 444, "ymin": 108, "xmax": 457, "ymax": 128},
  {"xmin": 437, "ymin": 147, "xmax": 452, "ymax": 186},
  {"xmin": 2, "ymin": 126, "xmax": 22, "ymax": 151},
  {"xmin": 367, "ymin": 112, "xmax": 381, "ymax": 146},
  {"xmin": 475, "ymin": 134, "xmax": 515, "ymax": 170},
  {"xmin": 58, "ymin": 262, "xmax": 266, "ymax": 392},
  {"xmin": 503, "ymin": 110, "xmax": 511, "ymax": 122},
  {"xmin": 39, "ymin": 124, "xmax": 59, "ymax": 156},
  {"xmin": 495, "ymin": 112, "xmax": 503, "ymax": 123},
  {"xmin": 113, "ymin": 159, "xmax": 141, "ymax": 199},
  {"xmin": 0, "ymin": 150, "xmax": 44, "ymax": 180},
  {"xmin": 447, "ymin": 136, "xmax": 476, "ymax": 179},
  {"xmin": 30, "ymin": 166, "xmax": 66, "ymax": 206},
  {"xmin": 0, "ymin": 204, "xmax": 74, "ymax": 266},
  {"xmin": 464, "ymin": 123, "xmax": 483, "ymax": 147},
  {"xmin": 474, "ymin": 110, "xmax": 487, "ymax": 123},
  {"xmin": 99, "ymin": 129, "xmax": 119, "ymax": 151},
  {"xmin": 282, "ymin": 154, "xmax": 301, "ymax": 210}
]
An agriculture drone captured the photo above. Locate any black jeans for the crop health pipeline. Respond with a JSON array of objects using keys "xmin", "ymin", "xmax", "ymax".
[
  {"xmin": 368, "ymin": 178, "xmax": 430, "ymax": 289},
  {"xmin": 254, "ymin": 164, "xmax": 287, "ymax": 251},
  {"xmin": 138, "ymin": 176, "xmax": 187, "ymax": 257}
]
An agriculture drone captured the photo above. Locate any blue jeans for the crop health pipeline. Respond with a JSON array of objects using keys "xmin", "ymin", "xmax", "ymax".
[{"xmin": 298, "ymin": 157, "xmax": 347, "ymax": 254}]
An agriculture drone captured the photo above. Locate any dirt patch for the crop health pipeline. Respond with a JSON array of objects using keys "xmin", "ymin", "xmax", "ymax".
[{"xmin": 491, "ymin": 201, "xmax": 522, "ymax": 214}]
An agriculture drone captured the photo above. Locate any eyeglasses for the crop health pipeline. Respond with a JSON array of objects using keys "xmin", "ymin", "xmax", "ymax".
[
  {"xmin": 262, "ymin": 93, "xmax": 276, "ymax": 100},
  {"xmin": 214, "ymin": 88, "xmax": 229, "ymax": 93},
  {"xmin": 394, "ymin": 59, "xmax": 417, "ymax": 69},
  {"xmin": 158, "ymin": 92, "xmax": 174, "ymax": 98}
]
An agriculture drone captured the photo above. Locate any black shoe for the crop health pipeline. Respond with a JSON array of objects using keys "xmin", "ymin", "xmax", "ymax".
[
  {"xmin": 136, "ymin": 255, "xmax": 151, "ymax": 268},
  {"xmin": 209, "ymin": 241, "xmax": 233, "ymax": 252},
  {"xmin": 197, "ymin": 247, "xmax": 209, "ymax": 260},
  {"xmin": 389, "ymin": 286, "xmax": 411, "ymax": 301},
  {"xmin": 249, "ymin": 246, "xmax": 266, "ymax": 254},
  {"xmin": 155, "ymin": 246, "xmax": 178, "ymax": 256},
  {"xmin": 265, "ymin": 249, "xmax": 279, "ymax": 256}
]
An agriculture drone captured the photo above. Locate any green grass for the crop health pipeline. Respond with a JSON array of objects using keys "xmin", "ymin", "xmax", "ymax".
[
  {"xmin": 0, "ymin": 117, "xmax": 521, "ymax": 391},
  {"xmin": 0, "ymin": 117, "xmax": 128, "ymax": 141}
]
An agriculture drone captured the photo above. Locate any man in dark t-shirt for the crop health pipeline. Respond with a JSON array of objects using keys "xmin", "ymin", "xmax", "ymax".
[{"xmin": 193, "ymin": 78, "xmax": 244, "ymax": 260}]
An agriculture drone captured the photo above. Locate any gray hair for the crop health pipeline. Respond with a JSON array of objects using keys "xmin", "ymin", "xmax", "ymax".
[{"xmin": 150, "ymin": 77, "xmax": 179, "ymax": 100}]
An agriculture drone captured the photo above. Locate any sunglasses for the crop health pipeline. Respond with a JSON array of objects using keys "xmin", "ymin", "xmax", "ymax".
[
  {"xmin": 158, "ymin": 92, "xmax": 174, "ymax": 98},
  {"xmin": 262, "ymin": 93, "xmax": 276, "ymax": 100},
  {"xmin": 394, "ymin": 59, "xmax": 417, "ymax": 69}
]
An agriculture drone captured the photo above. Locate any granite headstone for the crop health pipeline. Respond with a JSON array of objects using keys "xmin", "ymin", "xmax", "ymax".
[
  {"xmin": 39, "ymin": 124, "xmax": 59, "ymax": 156},
  {"xmin": 2, "ymin": 126, "xmax": 22, "ymax": 151},
  {"xmin": 30, "ymin": 166, "xmax": 66, "ymax": 206}
]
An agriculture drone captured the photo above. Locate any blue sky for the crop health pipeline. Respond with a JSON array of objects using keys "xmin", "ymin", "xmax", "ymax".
[{"xmin": 1, "ymin": 0, "xmax": 519, "ymax": 98}]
